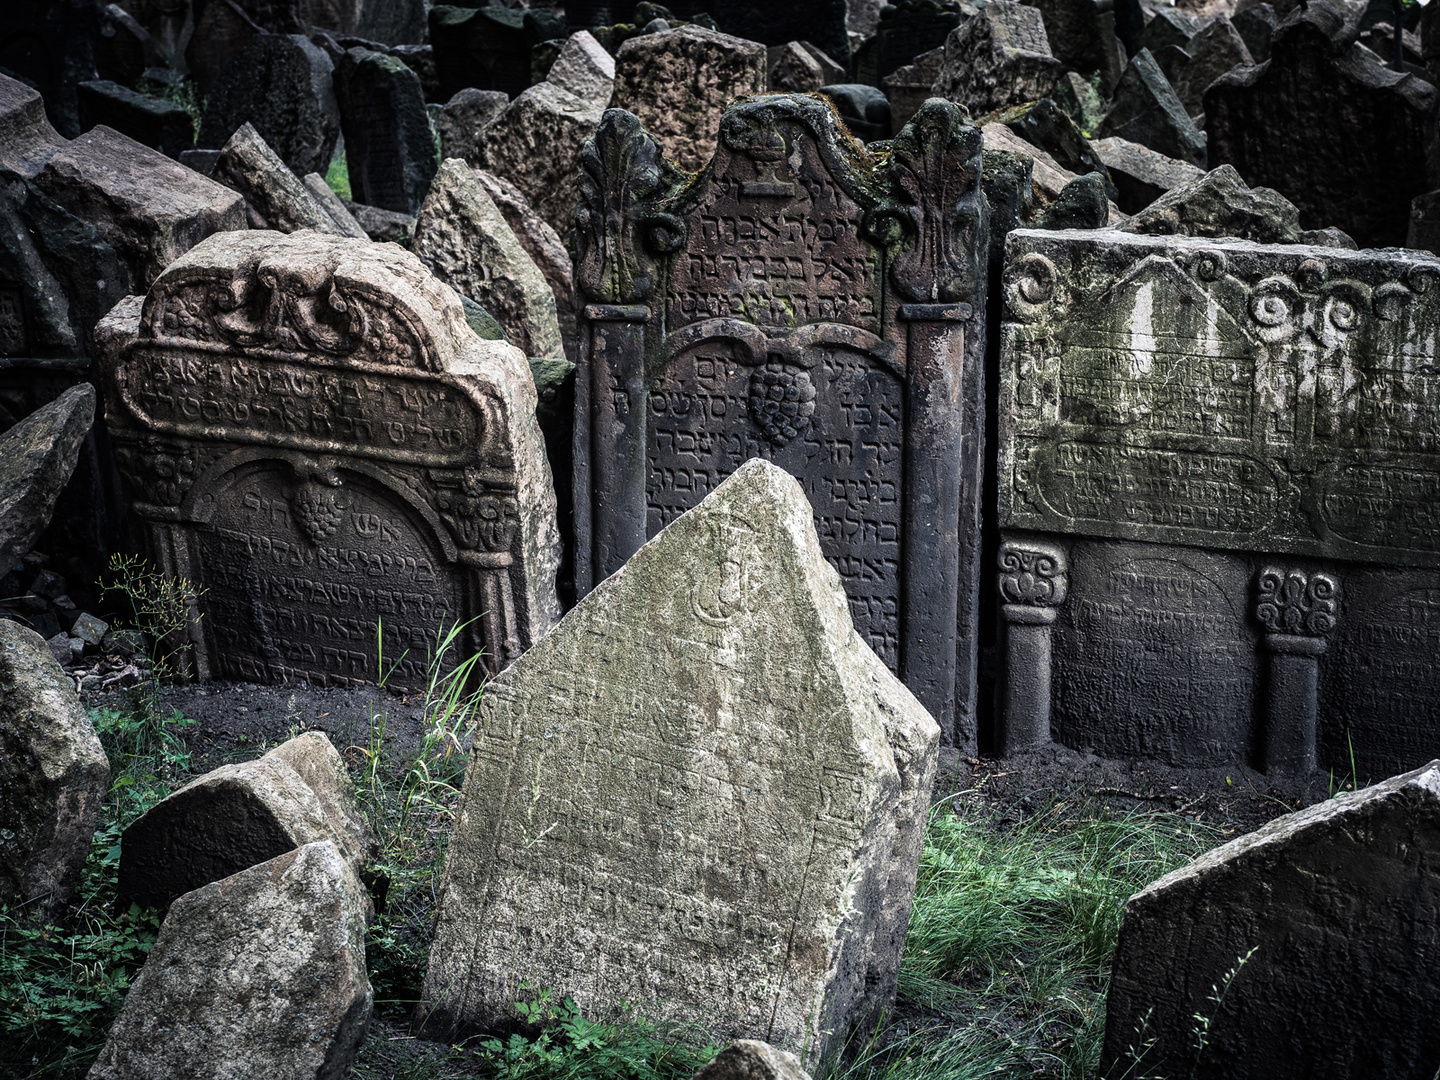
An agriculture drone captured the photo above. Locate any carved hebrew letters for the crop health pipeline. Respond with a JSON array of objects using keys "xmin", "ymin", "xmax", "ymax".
[
  {"xmin": 575, "ymin": 95, "xmax": 988, "ymax": 748},
  {"xmin": 98, "ymin": 231, "xmax": 559, "ymax": 689}
]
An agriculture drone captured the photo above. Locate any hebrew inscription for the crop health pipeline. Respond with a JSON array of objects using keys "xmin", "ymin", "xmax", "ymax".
[
  {"xmin": 1001, "ymin": 232, "xmax": 1440, "ymax": 568},
  {"xmin": 98, "ymin": 231, "xmax": 559, "ymax": 688}
]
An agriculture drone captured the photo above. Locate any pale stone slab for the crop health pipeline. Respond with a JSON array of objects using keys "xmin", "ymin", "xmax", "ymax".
[
  {"xmin": 213, "ymin": 122, "xmax": 343, "ymax": 234},
  {"xmin": 302, "ymin": 171, "xmax": 370, "ymax": 238},
  {"xmin": 0, "ymin": 72, "xmax": 66, "ymax": 178},
  {"xmin": 89, "ymin": 841, "xmax": 372, "ymax": 1080},
  {"xmin": 546, "ymin": 30, "xmax": 615, "ymax": 106},
  {"xmin": 1100, "ymin": 761, "xmax": 1440, "ymax": 1079},
  {"xmin": 413, "ymin": 159, "xmax": 564, "ymax": 359},
  {"xmin": 420, "ymin": 459, "xmax": 939, "ymax": 1067}
]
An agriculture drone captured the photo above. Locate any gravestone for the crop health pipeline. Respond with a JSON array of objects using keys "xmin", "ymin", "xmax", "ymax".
[
  {"xmin": 429, "ymin": 5, "xmax": 535, "ymax": 101},
  {"xmin": 334, "ymin": 47, "xmax": 438, "ymax": 216},
  {"xmin": 573, "ymin": 94, "xmax": 988, "ymax": 747},
  {"xmin": 1172, "ymin": 15, "xmax": 1252, "ymax": 116},
  {"xmin": 678, "ymin": 0, "xmax": 850, "ymax": 74},
  {"xmin": 612, "ymin": 25, "xmax": 767, "ymax": 174},
  {"xmin": 437, "ymin": 87, "xmax": 509, "ymax": 164},
  {"xmin": 76, "ymin": 80, "xmax": 192, "ymax": 159},
  {"xmin": 931, "ymin": 3, "xmax": 1064, "ymax": 117},
  {"xmin": 95, "ymin": 230, "xmax": 561, "ymax": 689},
  {"xmin": 196, "ymin": 33, "xmax": 341, "ymax": 180},
  {"xmin": 1099, "ymin": 761, "xmax": 1440, "ymax": 1080},
  {"xmin": 857, "ymin": 0, "xmax": 966, "ymax": 85},
  {"xmin": 1020, "ymin": 0, "xmax": 1125, "ymax": 94},
  {"xmin": 211, "ymin": 122, "xmax": 344, "ymax": 234},
  {"xmin": 420, "ymin": 459, "xmax": 940, "ymax": 1065},
  {"xmin": 997, "ymin": 228, "xmax": 1440, "ymax": 779},
  {"xmin": 1205, "ymin": 0, "xmax": 1436, "ymax": 249},
  {"xmin": 881, "ymin": 46, "xmax": 946, "ymax": 133},
  {"xmin": 1097, "ymin": 47, "xmax": 1206, "ymax": 168},
  {"xmin": 1091, "ymin": 135, "xmax": 1205, "ymax": 214},
  {"xmin": 546, "ymin": 30, "xmax": 616, "ymax": 105},
  {"xmin": 0, "ymin": 73, "xmax": 67, "ymax": 179}
]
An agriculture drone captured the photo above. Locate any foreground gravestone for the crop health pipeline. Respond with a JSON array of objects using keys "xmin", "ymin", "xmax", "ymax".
[
  {"xmin": 118, "ymin": 732, "xmax": 374, "ymax": 912},
  {"xmin": 96, "ymin": 230, "xmax": 561, "ymax": 688},
  {"xmin": 997, "ymin": 228, "xmax": 1440, "ymax": 779},
  {"xmin": 0, "ymin": 619, "xmax": 109, "ymax": 915},
  {"xmin": 420, "ymin": 459, "xmax": 940, "ymax": 1064},
  {"xmin": 1100, "ymin": 761, "xmax": 1440, "ymax": 1080},
  {"xmin": 573, "ymin": 94, "xmax": 988, "ymax": 747},
  {"xmin": 89, "ymin": 841, "xmax": 372, "ymax": 1080},
  {"xmin": 1205, "ymin": 0, "xmax": 1435, "ymax": 248}
]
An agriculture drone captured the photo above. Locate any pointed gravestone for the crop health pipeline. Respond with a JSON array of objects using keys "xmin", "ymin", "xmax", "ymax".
[
  {"xmin": 1100, "ymin": 761, "xmax": 1440, "ymax": 1079},
  {"xmin": 212, "ymin": 122, "xmax": 345, "ymax": 234},
  {"xmin": 572, "ymin": 94, "xmax": 988, "ymax": 748},
  {"xmin": 1098, "ymin": 47, "xmax": 1206, "ymax": 168},
  {"xmin": 931, "ymin": 2, "xmax": 1065, "ymax": 116},
  {"xmin": 419, "ymin": 459, "xmax": 940, "ymax": 1067},
  {"xmin": 95, "ymin": 230, "xmax": 561, "ymax": 688},
  {"xmin": 1172, "ymin": 15, "xmax": 1252, "ymax": 116}
]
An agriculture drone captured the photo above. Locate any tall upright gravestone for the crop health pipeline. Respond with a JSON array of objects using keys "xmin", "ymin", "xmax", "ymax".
[
  {"xmin": 573, "ymin": 94, "xmax": 988, "ymax": 748},
  {"xmin": 96, "ymin": 230, "xmax": 561, "ymax": 688},
  {"xmin": 996, "ymin": 228, "xmax": 1440, "ymax": 779}
]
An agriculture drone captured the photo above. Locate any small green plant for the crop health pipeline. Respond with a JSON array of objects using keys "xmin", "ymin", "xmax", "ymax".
[
  {"xmin": 326, "ymin": 151, "xmax": 352, "ymax": 201},
  {"xmin": 1188, "ymin": 947, "xmax": 1256, "ymax": 1076},
  {"xmin": 137, "ymin": 76, "xmax": 203, "ymax": 144},
  {"xmin": 98, "ymin": 553, "xmax": 207, "ymax": 685}
]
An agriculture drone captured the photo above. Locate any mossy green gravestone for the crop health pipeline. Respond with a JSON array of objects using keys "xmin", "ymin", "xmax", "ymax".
[
  {"xmin": 572, "ymin": 93, "xmax": 988, "ymax": 749},
  {"xmin": 96, "ymin": 230, "xmax": 560, "ymax": 689},
  {"xmin": 996, "ymin": 228, "xmax": 1440, "ymax": 779},
  {"xmin": 420, "ymin": 459, "xmax": 940, "ymax": 1068}
]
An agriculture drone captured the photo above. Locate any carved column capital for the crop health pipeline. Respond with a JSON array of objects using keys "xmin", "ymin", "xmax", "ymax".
[
  {"xmin": 998, "ymin": 540, "xmax": 1069, "ymax": 618},
  {"xmin": 1255, "ymin": 567, "xmax": 1339, "ymax": 653}
]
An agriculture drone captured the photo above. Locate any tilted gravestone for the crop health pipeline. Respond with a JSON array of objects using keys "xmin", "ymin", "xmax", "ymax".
[
  {"xmin": 419, "ymin": 459, "xmax": 940, "ymax": 1065},
  {"xmin": 996, "ymin": 228, "xmax": 1440, "ymax": 779},
  {"xmin": 572, "ymin": 94, "xmax": 988, "ymax": 748},
  {"xmin": 334, "ymin": 47, "xmax": 438, "ymax": 217},
  {"xmin": 95, "ymin": 230, "xmax": 561, "ymax": 689},
  {"xmin": 1099, "ymin": 760, "xmax": 1440, "ymax": 1080}
]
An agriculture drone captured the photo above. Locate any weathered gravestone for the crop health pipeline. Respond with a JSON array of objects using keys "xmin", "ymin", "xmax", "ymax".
[
  {"xmin": 1099, "ymin": 760, "xmax": 1440, "ymax": 1080},
  {"xmin": 854, "ymin": 0, "xmax": 965, "ymax": 86},
  {"xmin": 930, "ymin": 2, "xmax": 1064, "ymax": 117},
  {"xmin": 95, "ymin": 230, "xmax": 561, "ymax": 689},
  {"xmin": 419, "ymin": 459, "xmax": 940, "ymax": 1065},
  {"xmin": 996, "ymin": 228, "xmax": 1440, "ymax": 779},
  {"xmin": 572, "ymin": 94, "xmax": 988, "ymax": 747},
  {"xmin": 334, "ymin": 47, "xmax": 438, "ymax": 216}
]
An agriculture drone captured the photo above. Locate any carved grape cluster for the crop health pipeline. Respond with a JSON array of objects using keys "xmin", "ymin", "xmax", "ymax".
[
  {"xmin": 291, "ymin": 482, "xmax": 344, "ymax": 545},
  {"xmin": 748, "ymin": 362, "xmax": 816, "ymax": 448}
]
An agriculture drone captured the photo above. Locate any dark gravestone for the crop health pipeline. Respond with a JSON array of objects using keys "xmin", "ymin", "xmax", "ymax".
[
  {"xmin": 335, "ymin": 49, "xmax": 438, "ymax": 216},
  {"xmin": 1172, "ymin": 16, "xmax": 1253, "ymax": 117},
  {"xmin": 667, "ymin": 0, "xmax": 850, "ymax": 74},
  {"xmin": 997, "ymin": 228, "xmax": 1440, "ymax": 779},
  {"xmin": 1100, "ymin": 761, "xmax": 1440, "ymax": 1080},
  {"xmin": 430, "ymin": 5, "xmax": 535, "ymax": 101},
  {"xmin": 989, "ymin": 99, "xmax": 1117, "ymax": 202},
  {"xmin": 855, "ymin": 0, "xmax": 966, "ymax": 85},
  {"xmin": 197, "ymin": 33, "xmax": 341, "ymax": 180},
  {"xmin": 1205, "ymin": 0, "xmax": 1436, "ymax": 249},
  {"xmin": 1020, "ymin": 0, "xmax": 1125, "ymax": 94},
  {"xmin": 96, "ymin": 4, "xmax": 161, "ymax": 88},
  {"xmin": 96, "ymin": 230, "xmax": 562, "ymax": 689},
  {"xmin": 1097, "ymin": 47, "xmax": 1206, "ymax": 167},
  {"xmin": 573, "ymin": 95, "xmax": 988, "ymax": 747},
  {"xmin": 1233, "ymin": 2, "xmax": 1276, "ymax": 62},
  {"xmin": 186, "ymin": 0, "xmax": 308, "ymax": 98},
  {"xmin": 77, "ymin": 80, "xmax": 193, "ymax": 159},
  {"xmin": 0, "ymin": 0, "xmax": 99, "ymax": 139}
]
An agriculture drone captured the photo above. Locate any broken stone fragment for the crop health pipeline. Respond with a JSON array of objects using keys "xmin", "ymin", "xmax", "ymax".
[
  {"xmin": 1097, "ymin": 47, "xmax": 1207, "ymax": 169},
  {"xmin": 1090, "ymin": 135, "xmax": 1206, "ymax": 215},
  {"xmin": 931, "ymin": 2, "xmax": 1064, "ymax": 116},
  {"xmin": 212, "ymin": 122, "xmax": 346, "ymax": 234},
  {"xmin": 0, "ymin": 384, "xmax": 96, "ymax": 573},
  {"xmin": 545, "ymin": 30, "xmax": 616, "ymax": 105},
  {"xmin": 1115, "ymin": 162, "xmax": 1305, "ymax": 242},
  {"xmin": 118, "ymin": 731, "xmax": 375, "ymax": 912},
  {"xmin": 0, "ymin": 619, "xmax": 110, "ymax": 915},
  {"xmin": 88, "ymin": 841, "xmax": 373, "ymax": 1080},
  {"xmin": 692, "ymin": 1042, "xmax": 813, "ymax": 1080},
  {"xmin": 437, "ymin": 87, "xmax": 509, "ymax": 164},
  {"xmin": 301, "ymin": 171, "xmax": 370, "ymax": 238}
]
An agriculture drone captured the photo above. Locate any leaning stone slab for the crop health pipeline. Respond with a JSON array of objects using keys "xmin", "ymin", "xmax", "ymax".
[
  {"xmin": 419, "ymin": 459, "xmax": 940, "ymax": 1067},
  {"xmin": 76, "ymin": 80, "xmax": 194, "ymax": 160},
  {"xmin": 302, "ymin": 172, "xmax": 370, "ymax": 238},
  {"xmin": 546, "ymin": 30, "xmax": 615, "ymax": 106},
  {"xmin": 1091, "ymin": 135, "xmax": 1205, "ymax": 215},
  {"xmin": 931, "ymin": 2, "xmax": 1064, "ymax": 116},
  {"xmin": 611, "ymin": 24, "xmax": 768, "ymax": 173},
  {"xmin": 0, "ymin": 619, "xmax": 109, "ymax": 914},
  {"xmin": 34, "ymin": 125, "xmax": 246, "ymax": 287},
  {"xmin": 213, "ymin": 122, "xmax": 344, "ymax": 234},
  {"xmin": 0, "ymin": 384, "xmax": 96, "ymax": 572},
  {"xmin": 1099, "ymin": 761, "xmax": 1440, "ymax": 1080},
  {"xmin": 96, "ymin": 230, "xmax": 560, "ymax": 688},
  {"xmin": 89, "ymin": 841, "xmax": 372, "ymax": 1080},
  {"xmin": 1097, "ymin": 47, "xmax": 1207, "ymax": 168},
  {"xmin": 413, "ymin": 159, "xmax": 564, "ymax": 359},
  {"xmin": 117, "ymin": 731, "xmax": 373, "ymax": 912},
  {"xmin": 334, "ymin": 47, "xmax": 437, "ymax": 216},
  {"xmin": 996, "ymin": 229, "xmax": 1440, "ymax": 776}
]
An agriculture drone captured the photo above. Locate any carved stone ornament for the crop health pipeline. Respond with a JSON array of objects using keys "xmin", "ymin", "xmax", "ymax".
[
  {"xmin": 998, "ymin": 540, "xmax": 1069, "ymax": 607},
  {"xmin": 97, "ymin": 230, "xmax": 560, "ymax": 689},
  {"xmin": 747, "ymin": 359, "xmax": 816, "ymax": 447},
  {"xmin": 1254, "ymin": 567, "xmax": 1339, "ymax": 637}
]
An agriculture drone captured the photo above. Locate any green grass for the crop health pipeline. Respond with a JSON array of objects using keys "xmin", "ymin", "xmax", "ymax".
[{"xmin": 327, "ymin": 151, "xmax": 352, "ymax": 202}]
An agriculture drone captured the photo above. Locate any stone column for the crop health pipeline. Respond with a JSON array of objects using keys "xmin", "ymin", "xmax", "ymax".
[
  {"xmin": 997, "ymin": 539, "xmax": 1068, "ymax": 754},
  {"xmin": 1255, "ymin": 567, "xmax": 1339, "ymax": 777}
]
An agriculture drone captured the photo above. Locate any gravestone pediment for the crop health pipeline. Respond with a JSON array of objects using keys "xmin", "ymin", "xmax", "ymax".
[{"xmin": 98, "ymin": 230, "xmax": 560, "ymax": 689}]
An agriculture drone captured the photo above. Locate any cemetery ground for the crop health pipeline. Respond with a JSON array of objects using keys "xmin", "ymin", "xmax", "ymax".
[{"xmin": 0, "ymin": 625, "xmax": 1337, "ymax": 1080}]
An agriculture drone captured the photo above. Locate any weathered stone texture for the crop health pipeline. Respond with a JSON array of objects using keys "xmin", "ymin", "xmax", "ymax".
[
  {"xmin": 693, "ymin": 1042, "xmax": 813, "ymax": 1080},
  {"xmin": 118, "ymin": 732, "xmax": 373, "ymax": 911},
  {"xmin": 1115, "ymin": 163, "xmax": 1305, "ymax": 242},
  {"xmin": 34, "ymin": 126, "xmax": 246, "ymax": 287},
  {"xmin": 1092, "ymin": 135, "xmax": 1206, "ymax": 215},
  {"xmin": 932, "ymin": 2, "xmax": 1064, "ymax": 116},
  {"xmin": 546, "ymin": 30, "xmax": 616, "ymax": 105},
  {"xmin": 0, "ymin": 384, "xmax": 95, "ymax": 571},
  {"xmin": 196, "ymin": 33, "xmax": 341, "ymax": 179},
  {"xmin": 881, "ymin": 48, "xmax": 946, "ymax": 133},
  {"xmin": 302, "ymin": 172, "xmax": 371, "ymax": 238},
  {"xmin": 611, "ymin": 24, "xmax": 768, "ymax": 172},
  {"xmin": 1100, "ymin": 761, "xmax": 1440, "ymax": 1079},
  {"xmin": 0, "ymin": 73, "xmax": 67, "ymax": 179},
  {"xmin": 1097, "ymin": 47, "xmax": 1207, "ymax": 168},
  {"xmin": 335, "ymin": 47, "xmax": 438, "ymax": 216},
  {"xmin": 89, "ymin": 841, "xmax": 373, "ymax": 1080},
  {"xmin": 474, "ymin": 81, "xmax": 604, "ymax": 241},
  {"xmin": 420, "ymin": 460, "xmax": 940, "ymax": 1066},
  {"xmin": 437, "ymin": 87, "xmax": 509, "ymax": 164},
  {"xmin": 413, "ymin": 160, "xmax": 565, "ymax": 359},
  {"xmin": 96, "ymin": 230, "xmax": 560, "ymax": 690},
  {"xmin": 997, "ymin": 229, "xmax": 1440, "ymax": 775},
  {"xmin": 573, "ymin": 96, "xmax": 988, "ymax": 746},
  {"xmin": 1205, "ymin": 0, "xmax": 1436, "ymax": 248},
  {"xmin": 213, "ymin": 123, "xmax": 344, "ymax": 234},
  {"xmin": 768, "ymin": 41, "xmax": 828, "ymax": 93},
  {"xmin": 1020, "ymin": 0, "xmax": 1125, "ymax": 91},
  {"xmin": 1172, "ymin": 15, "xmax": 1253, "ymax": 115},
  {"xmin": 0, "ymin": 619, "xmax": 109, "ymax": 913}
]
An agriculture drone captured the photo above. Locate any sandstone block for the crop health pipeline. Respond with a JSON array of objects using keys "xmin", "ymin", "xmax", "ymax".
[
  {"xmin": 546, "ymin": 30, "xmax": 616, "ymax": 106},
  {"xmin": 213, "ymin": 122, "xmax": 344, "ymax": 234},
  {"xmin": 437, "ymin": 87, "xmax": 509, "ymax": 165}
]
